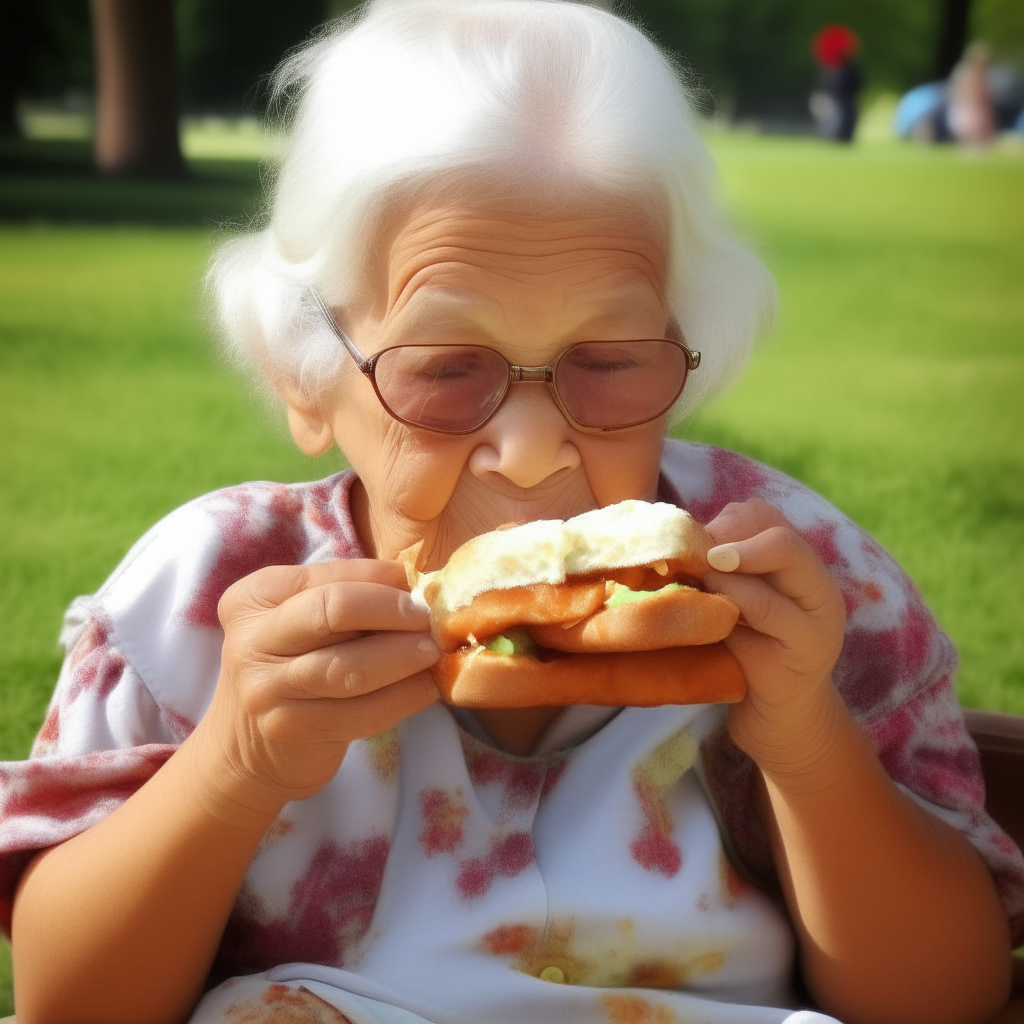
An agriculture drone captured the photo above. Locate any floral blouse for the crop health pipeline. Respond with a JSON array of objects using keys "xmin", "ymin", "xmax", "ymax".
[{"xmin": 2, "ymin": 439, "xmax": 1020, "ymax": 1023}]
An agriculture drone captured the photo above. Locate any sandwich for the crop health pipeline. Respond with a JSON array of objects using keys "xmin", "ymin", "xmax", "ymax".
[{"xmin": 406, "ymin": 500, "xmax": 746, "ymax": 709}]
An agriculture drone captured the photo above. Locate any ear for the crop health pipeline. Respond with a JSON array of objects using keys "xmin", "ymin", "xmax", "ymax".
[{"xmin": 275, "ymin": 378, "xmax": 336, "ymax": 457}]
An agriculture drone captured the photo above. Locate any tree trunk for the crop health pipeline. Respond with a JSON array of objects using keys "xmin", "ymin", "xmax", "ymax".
[
  {"xmin": 91, "ymin": 0, "xmax": 184, "ymax": 177},
  {"xmin": 934, "ymin": 0, "xmax": 974, "ymax": 80}
]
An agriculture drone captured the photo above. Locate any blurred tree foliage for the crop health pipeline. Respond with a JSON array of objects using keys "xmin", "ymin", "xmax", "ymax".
[
  {"xmin": 0, "ymin": 0, "xmax": 92, "ymax": 132},
  {"xmin": 625, "ymin": 0, "xmax": 940, "ymax": 116},
  {"xmin": 175, "ymin": 0, "xmax": 336, "ymax": 112},
  {"xmin": 3, "ymin": 0, "xmax": 1023, "ymax": 133},
  {"xmin": 975, "ymin": 0, "xmax": 1024, "ymax": 69}
]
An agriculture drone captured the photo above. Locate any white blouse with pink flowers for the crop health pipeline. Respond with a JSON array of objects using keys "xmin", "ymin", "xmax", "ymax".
[{"xmin": 2, "ymin": 439, "xmax": 1020, "ymax": 1024}]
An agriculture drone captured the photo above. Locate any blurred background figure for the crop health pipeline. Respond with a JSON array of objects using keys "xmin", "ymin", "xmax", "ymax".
[
  {"xmin": 809, "ymin": 24, "xmax": 862, "ymax": 142},
  {"xmin": 894, "ymin": 46, "xmax": 1023, "ymax": 144},
  {"xmin": 895, "ymin": 81, "xmax": 952, "ymax": 141},
  {"xmin": 948, "ymin": 41, "xmax": 996, "ymax": 144}
]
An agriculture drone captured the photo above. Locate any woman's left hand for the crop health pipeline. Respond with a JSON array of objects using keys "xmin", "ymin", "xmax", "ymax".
[
  {"xmin": 702, "ymin": 499, "xmax": 848, "ymax": 780},
  {"xmin": 702, "ymin": 500, "xmax": 1012, "ymax": 1023}
]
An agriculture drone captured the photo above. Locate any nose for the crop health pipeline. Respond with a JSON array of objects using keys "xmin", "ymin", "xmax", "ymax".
[{"xmin": 467, "ymin": 382, "xmax": 581, "ymax": 489}]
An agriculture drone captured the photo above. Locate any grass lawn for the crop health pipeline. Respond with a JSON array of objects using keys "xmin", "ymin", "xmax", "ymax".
[
  {"xmin": 694, "ymin": 134, "xmax": 1024, "ymax": 714},
  {"xmin": 0, "ymin": 134, "xmax": 1022, "ymax": 1013}
]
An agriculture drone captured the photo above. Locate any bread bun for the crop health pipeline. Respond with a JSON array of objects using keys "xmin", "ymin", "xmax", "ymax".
[
  {"xmin": 433, "ymin": 645, "xmax": 746, "ymax": 708},
  {"xmin": 407, "ymin": 500, "xmax": 745, "ymax": 709}
]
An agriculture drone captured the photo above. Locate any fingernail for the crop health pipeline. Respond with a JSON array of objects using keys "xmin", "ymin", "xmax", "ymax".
[
  {"xmin": 417, "ymin": 637, "xmax": 441, "ymax": 656},
  {"xmin": 707, "ymin": 545, "xmax": 740, "ymax": 572}
]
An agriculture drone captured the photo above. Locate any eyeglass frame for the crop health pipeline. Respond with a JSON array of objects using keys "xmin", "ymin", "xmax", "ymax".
[{"xmin": 311, "ymin": 289, "xmax": 701, "ymax": 435}]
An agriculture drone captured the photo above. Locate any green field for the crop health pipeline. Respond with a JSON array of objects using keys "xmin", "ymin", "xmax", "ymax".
[{"xmin": 1, "ymin": 134, "xmax": 1022, "ymax": 1013}]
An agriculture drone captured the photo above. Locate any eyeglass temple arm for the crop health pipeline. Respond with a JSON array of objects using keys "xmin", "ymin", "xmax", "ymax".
[{"xmin": 311, "ymin": 289, "xmax": 373, "ymax": 372}]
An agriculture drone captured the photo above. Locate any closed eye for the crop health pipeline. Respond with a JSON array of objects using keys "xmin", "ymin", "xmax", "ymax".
[
  {"xmin": 564, "ymin": 347, "xmax": 645, "ymax": 373},
  {"xmin": 406, "ymin": 350, "xmax": 495, "ymax": 380}
]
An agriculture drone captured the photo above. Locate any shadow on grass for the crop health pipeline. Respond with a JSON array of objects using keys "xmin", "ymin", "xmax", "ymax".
[{"xmin": 0, "ymin": 137, "xmax": 267, "ymax": 226}]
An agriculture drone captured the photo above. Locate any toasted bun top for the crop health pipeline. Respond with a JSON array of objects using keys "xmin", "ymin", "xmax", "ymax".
[{"xmin": 415, "ymin": 500, "xmax": 711, "ymax": 614}]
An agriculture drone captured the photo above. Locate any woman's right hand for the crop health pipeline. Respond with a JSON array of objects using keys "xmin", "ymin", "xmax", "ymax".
[{"xmin": 188, "ymin": 559, "xmax": 441, "ymax": 826}]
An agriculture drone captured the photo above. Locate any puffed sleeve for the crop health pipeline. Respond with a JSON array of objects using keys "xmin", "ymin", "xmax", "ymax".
[
  {"xmin": 0, "ymin": 472, "xmax": 364, "ymax": 936},
  {"xmin": 0, "ymin": 606, "xmax": 179, "ymax": 934}
]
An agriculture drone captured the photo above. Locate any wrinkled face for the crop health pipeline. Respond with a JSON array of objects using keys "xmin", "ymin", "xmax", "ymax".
[{"xmin": 290, "ymin": 197, "xmax": 673, "ymax": 567}]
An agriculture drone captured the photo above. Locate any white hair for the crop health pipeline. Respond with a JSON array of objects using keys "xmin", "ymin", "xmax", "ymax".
[{"xmin": 209, "ymin": 0, "xmax": 776, "ymax": 420}]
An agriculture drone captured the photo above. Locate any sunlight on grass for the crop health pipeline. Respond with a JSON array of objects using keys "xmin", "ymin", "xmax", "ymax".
[
  {"xmin": 2, "ymin": 137, "xmax": 1022, "ymax": 764},
  {"xmin": 180, "ymin": 117, "xmax": 285, "ymax": 161},
  {"xmin": 1, "ymin": 128, "xmax": 1023, "ymax": 1021},
  {"xmin": 0, "ymin": 227, "xmax": 341, "ymax": 760},
  {"xmin": 0, "ymin": 936, "xmax": 10, "ymax": 1016},
  {"xmin": 691, "ymin": 135, "xmax": 1024, "ymax": 712},
  {"xmin": 16, "ymin": 106, "xmax": 285, "ymax": 161}
]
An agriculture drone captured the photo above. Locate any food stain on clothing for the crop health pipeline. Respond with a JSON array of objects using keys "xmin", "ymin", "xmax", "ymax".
[
  {"xmin": 366, "ymin": 727, "xmax": 400, "ymax": 783},
  {"xmin": 479, "ymin": 917, "xmax": 591, "ymax": 984},
  {"xmin": 630, "ymin": 728, "xmax": 697, "ymax": 877},
  {"xmin": 225, "ymin": 983, "xmax": 355, "ymax": 1023},
  {"xmin": 600, "ymin": 992, "xmax": 676, "ymax": 1024},
  {"xmin": 627, "ymin": 951, "xmax": 725, "ymax": 989}
]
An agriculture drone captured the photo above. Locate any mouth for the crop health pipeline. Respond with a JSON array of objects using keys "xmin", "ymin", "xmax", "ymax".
[{"xmin": 409, "ymin": 469, "xmax": 599, "ymax": 571}]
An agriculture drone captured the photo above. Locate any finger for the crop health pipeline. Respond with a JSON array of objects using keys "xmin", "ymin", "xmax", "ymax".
[
  {"xmin": 705, "ymin": 568, "xmax": 822, "ymax": 648},
  {"xmin": 706, "ymin": 527, "xmax": 840, "ymax": 616},
  {"xmin": 220, "ymin": 559, "xmax": 411, "ymax": 624},
  {"xmin": 253, "ymin": 581, "xmax": 431, "ymax": 657},
  {"xmin": 282, "ymin": 630, "xmax": 441, "ymax": 700},
  {"xmin": 705, "ymin": 499, "xmax": 792, "ymax": 547},
  {"xmin": 266, "ymin": 671, "xmax": 440, "ymax": 744}
]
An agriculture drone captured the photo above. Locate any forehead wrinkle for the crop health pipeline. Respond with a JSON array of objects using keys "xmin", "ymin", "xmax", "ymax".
[
  {"xmin": 391, "ymin": 232, "xmax": 665, "ymax": 280},
  {"xmin": 386, "ymin": 261, "xmax": 663, "ymax": 346},
  {"xmin": 384, "ymin": 275, "xmax": 506, "ymax": 339},
  {"xmin": 386, "ymin": 259, "xmax": 505, "ymax": 327},
  {"xmin": 380, "ymin": 205, "xmax": 667, "ymax": 320},
  {"xmin": 386, "ymin": 243, "xmax": 665, "ymax": 325}
]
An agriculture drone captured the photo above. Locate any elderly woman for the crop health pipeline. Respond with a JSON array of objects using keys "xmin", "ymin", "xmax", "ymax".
[{"xmin": 4, "ymin": 2, "xmax": 1022, "ymax": 1023}]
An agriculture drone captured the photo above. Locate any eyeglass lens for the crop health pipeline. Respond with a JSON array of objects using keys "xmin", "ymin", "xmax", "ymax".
[
  {"xmin": 373, "ymin": 346, "xmax": 509, "ymax": 432},
  {"xmin": 554, "ymin": 341, "xmax": 689, "ymax": 429},
  {"xmin": 372, "ymin": 340, "xmax": 688, "ymax": 432}
]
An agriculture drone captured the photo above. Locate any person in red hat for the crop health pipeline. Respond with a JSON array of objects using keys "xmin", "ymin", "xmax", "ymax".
[{"xmin": 810, "ymin": 24, "xmax": 863, "ymax": 142}]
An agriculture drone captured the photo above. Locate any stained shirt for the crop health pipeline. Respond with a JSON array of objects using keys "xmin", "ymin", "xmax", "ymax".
[{"xmin": 2, "ymin": 440, "xmax": 1022, "ymax": 1024}]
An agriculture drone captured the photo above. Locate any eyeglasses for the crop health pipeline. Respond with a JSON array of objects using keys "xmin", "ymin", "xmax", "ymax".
[{"xmin": 312, "ymin": 290, "xmax": 700, "ymax": 435}]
